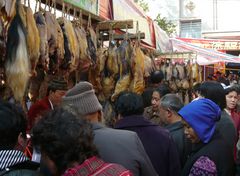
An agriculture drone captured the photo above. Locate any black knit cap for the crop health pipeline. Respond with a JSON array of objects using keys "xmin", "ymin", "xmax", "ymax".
[{"xmin": 48, "ymin": 78, "xmax": 68, "ymax": 91}]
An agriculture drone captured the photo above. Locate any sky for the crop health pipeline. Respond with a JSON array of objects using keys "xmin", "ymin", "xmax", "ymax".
[{"xmin": 144, "ymin": 0, "xmax": 161, "ymax": 19}]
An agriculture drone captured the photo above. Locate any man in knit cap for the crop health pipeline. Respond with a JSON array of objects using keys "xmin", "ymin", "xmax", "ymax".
[
  {"xmin": 62, "ymin": 81, "xmax": 157, "ymax": 176},
  {"xmin": 28, "ymin": 77, "xmax": 68, "ymax": 131}
]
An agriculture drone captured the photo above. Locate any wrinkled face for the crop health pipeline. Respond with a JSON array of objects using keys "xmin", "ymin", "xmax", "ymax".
[
  {"xmin": 49, "ymin": 90, "xmax": 66, "ymax": 107},
  {"xmin": 182, "ymin": 119, "xmax": 200, "ymax": 144},
  {"xmin": 151, "ymin": 91, "xmax": 160, "ymax": 111},
  {"xmin": 226, "ymin": 91, "xmax": 238, "ymax": 110}
]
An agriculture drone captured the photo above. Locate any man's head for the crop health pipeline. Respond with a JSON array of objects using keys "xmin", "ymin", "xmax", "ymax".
[
  {"xmin": 62, "ymin": 81, "xmax": 102, "ymax": 122},
  {"xmin": 47, "ymin": 78, "xmax": 68, "ymax": 107},
  {"xmin": 0, "ymin": 101, "xmax": 27, "ymax": 150},
  {"xmin": 31, "ymin": 108, "xmax": 98, "ymax": 175},
  {"xmin": 159, "ymin": 94, "xmax": 184, "ymax": 125},
  {"xmin": 115, "ymin": 91, "xmax": 144, "ymax": 118},
  {"xmin": 150, "ymin": 70, "xmax": 164, "ymax": 85},
  {"xmin": 199, "ymin": 81, "xmax": 226, "ymax": 110}
]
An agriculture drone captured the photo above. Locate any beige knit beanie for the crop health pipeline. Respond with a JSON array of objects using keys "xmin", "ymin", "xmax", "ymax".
[{"xmin": 62, "ymin": 81, "xmax": 102, "ymax": 115}]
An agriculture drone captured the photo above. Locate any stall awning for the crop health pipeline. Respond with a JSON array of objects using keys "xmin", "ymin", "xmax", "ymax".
[{"xmin": 170, "ymin": 38, "xmax": 240, "ymax": 65}]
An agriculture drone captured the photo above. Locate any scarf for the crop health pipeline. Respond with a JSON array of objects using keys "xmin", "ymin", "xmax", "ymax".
[{"xmin": 0, "ymin": 150, "xmax": 29, "ymax": 170}]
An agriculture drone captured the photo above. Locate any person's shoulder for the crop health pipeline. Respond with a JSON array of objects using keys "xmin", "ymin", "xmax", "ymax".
[{"xmin": 2, "ymin": 161, "xmax": 39, "ymax": 176}]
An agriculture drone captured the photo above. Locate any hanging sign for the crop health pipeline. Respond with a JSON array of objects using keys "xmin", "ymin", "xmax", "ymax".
[{"xmin": 64, "ymin": 0, "xmax": 99, "ymax": 15}]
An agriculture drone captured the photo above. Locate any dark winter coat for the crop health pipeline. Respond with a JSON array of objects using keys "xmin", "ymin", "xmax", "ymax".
[
  {"xmin": 182, "ymin": 130, "xmax": 235, "ymax": 176},
  {"xmin": 115, "ymin": 115, "xmax": 181, "ymax": 176}
]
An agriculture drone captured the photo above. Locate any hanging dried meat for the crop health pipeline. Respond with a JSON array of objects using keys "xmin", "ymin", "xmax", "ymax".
[
  {"xmin": 34, "ymin": 11, "xmax": 49, "ymax": 71},
  {"xmin": 44, "ymin": 11, "xmax": 64, "ymax": 73},
  {"xmin": 111, "ymin": 40, "xmax": 133, "ymax": 101},
  {"xmin": 106, "ymin": 42, "xmax": 118, "ymax": 78},
  {"xmin": 18, "ymin": 4, "xmax": 40, "ymax": 76},
  {"xmin": 86, "ymin": 31, "xmax": 97, "ymax": 65},
  {"xmin": 0, "ymin": 16, "xmax": 5, "ymax": 62},
  {"xmin": 5, "ymin": 2, "xmax": 30, "ymax": 101},
  {"xmin": 58, "ymin": 17, "xmax": 78, "ymax": 71},
  {"xmin": 88, "ymin": 47, "xmax": 107, "ymax": 95},
  {"xmin": 130, "ymin": 46, "xmax": 145, "ymax": 94}
]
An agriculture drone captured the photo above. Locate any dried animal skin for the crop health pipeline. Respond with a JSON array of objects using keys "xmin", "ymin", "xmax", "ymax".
[
  {"xmin": 130, "ymin": 66, "xmax": 145, "ymax": 94},
  {"xmin": 34, "ymin": 11, "xmax": 49, "ymax": 71},
  {"xmin": 191, "ymin": 63, "xmax": 198, "ymax": 80},
  {"xmin": 182, "ymin": 79, "xmax": 190, "ymax": 89},
  {"xmin": 78, "ymin": 27, "xmax": 88, "ymax": 59},
  {"xmin": 21, "ymin": 5, "xmax": 40, "ymax": 75},
  {"xmin": 106, "ymin": 44, "xmax": 118, "ymax": 77},
  {"xmin": 88, "ymin": 27, "xmax": 97, "ymax": 49},
  {"xmin": 5, "ymin": 12, "xmax": 30, "ymax": 102},
  {"xmin": 102, "ymin": 76, "xmax": 115, "ymax": 100},
  {"xmin": 176, "ymin": 64, "xmax": 185, "ymax": 79},
  {"xmin": 4, "ymin": 0, "xmax": 16, "ymax": 18},
  {"xmin": 166, "ymin": 64, "xmax": 173, "ymax": 81},
  {"xmin": 144, "ymin": 55, "xmax": 154, "ymax": 77},
  {"xmin": 111, "ymin": 74, "xmax": 131, "ymax": 102},
  {"xmin": 44, "ymin": 11, "xmax": 57, "ymax": 56},
  {"xmin": 134, "ymin": 47, "xmax": 145, "ymax": 73},
  {"xmin": 116, "ymin": 40, "xmax": 132, "ymax": 78},
  {"xmin": 58, "ymin": 17, "xmax": 78, "ymax": 71}
]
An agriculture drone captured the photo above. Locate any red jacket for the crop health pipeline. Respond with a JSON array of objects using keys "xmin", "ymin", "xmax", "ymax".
[{"xmin": 27, "ymin": 96, "xmax": 51, "ymax": 131}]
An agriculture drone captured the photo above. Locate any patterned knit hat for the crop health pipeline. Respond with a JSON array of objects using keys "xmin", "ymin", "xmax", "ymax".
[
  {"xmin": 178, "ymin": 98, "xmax": 221, "ymax": 143},
  {"xmin": 62, "ymin": 81, "xmax": 102, "ymax": 115},
  {"xmin": 48, "ymin": 78, "xmax": 68, "ymax": 91}
]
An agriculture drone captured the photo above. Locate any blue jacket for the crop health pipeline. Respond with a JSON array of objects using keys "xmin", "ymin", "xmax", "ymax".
[{"xmin": 115, "ymin": 115, "xmax": 181, "ymax": 176}]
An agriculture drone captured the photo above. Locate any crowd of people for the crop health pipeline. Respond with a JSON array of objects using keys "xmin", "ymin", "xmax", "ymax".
[{"xmin": 1, "ymin": 69, "xmax": 240, "ymax": 176}]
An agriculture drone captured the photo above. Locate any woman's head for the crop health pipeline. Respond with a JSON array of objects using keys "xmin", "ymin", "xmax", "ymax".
[
  {"xmin": 151, "ymin": 84, "xmax": 171, "ymax": 111},
  {"xmin": 179, "ymin": 98, "xmax": 221, "ymax": 144},
  {"xmin": 225, "ymin": 86, "xmax": 238, "ymax": 110}
]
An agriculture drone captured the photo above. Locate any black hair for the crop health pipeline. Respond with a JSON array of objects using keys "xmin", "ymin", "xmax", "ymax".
[
  {"xmin": 199, "ymin": 81, "xmax": 226, "ymax": 110},
  {"xmin": 32, "ymin": 108, "xmax": 98, "ymax": 174},
  {"xmin": 225, "ymin": 86, "xmax": 238, "ymax": 95},
  {"xmin": 0, "ymin": 101, "xmax": 27, "ymax": 150},
  {"xmin": 160, "ymin": 94, "xmax": 184, "ymax": 112},
  {"xmin": 150, "ymin": 70, "xmax": 164, "ymax": 84},
  {"xmin": 115, "ymin": 91, "xmax": 144, "ymax": 117},
  {"xmin": 154, "ymin": 84, "xmax": 171, "ymax": 98}
]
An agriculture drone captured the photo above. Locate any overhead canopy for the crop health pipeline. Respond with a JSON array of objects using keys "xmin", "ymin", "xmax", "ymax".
[{"xmin": 170, "ymin": 38, "xmax": 240, "ymax": 65}]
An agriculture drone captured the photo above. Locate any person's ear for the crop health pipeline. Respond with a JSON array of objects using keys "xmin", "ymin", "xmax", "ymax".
[
  {"xmin": 98, "ymin": 111, "xmax": 103, "ymax": 122},
  {"xmin": 167, "ymin": 108, "xmax": 173, "ymax": 118}
]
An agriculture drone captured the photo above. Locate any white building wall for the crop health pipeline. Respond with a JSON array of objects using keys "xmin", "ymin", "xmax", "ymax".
[{"xmin": 150, "ymin": 0, "xmax": 240, "ymax": 36}]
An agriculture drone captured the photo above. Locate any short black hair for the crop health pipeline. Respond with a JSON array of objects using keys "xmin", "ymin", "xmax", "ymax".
[
  {"xmin": 154, "ymin": 84, "xmax": 171, "ymax": 98},
  {"xmin": 199, "ymin": 81, "xmax": 226, "ymax": 110},
  {"xmin": 225, "ymin": 86, "xmax": 238, "ymax": 95},
  {"xmin": 32, "ymin": 108, "xmax": 98, "ymax": 174},
  {"xmin": 150, "ymin": 70, "xmax": 164, "ymax": 84},
  {"xmin": 115, "ymin": 91, "xmax": 144, "ymax": 117},
  {"xmin": 0, "ymin": 101, "xmax": 27, "ymax": 150}
]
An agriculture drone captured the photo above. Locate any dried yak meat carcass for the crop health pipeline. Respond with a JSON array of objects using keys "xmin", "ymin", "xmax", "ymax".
[
  {"xmin": 58, "ymin": 17, "xmax": 78, "ymax": 71},
  {"xmin": 130, "ymin": 46, "xmax": 145, "ymax": 94},
  {"xmin": 5, "ymin": 2, "xmax": 30, "ymax": 102},
  {"xmin": 111, "ymin": 40, "xmax": 132, "ymax": 101},
  {"xmin": 44, "ymin": 11, "xmax": 64, "ymax": 73},
  {"xmin": 34, "ymin": 11, "xmax": 49, "ymax": 71},
  {"xmin": 18, "ymin": 4, "xmax": 40, "ymax": 76}
]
